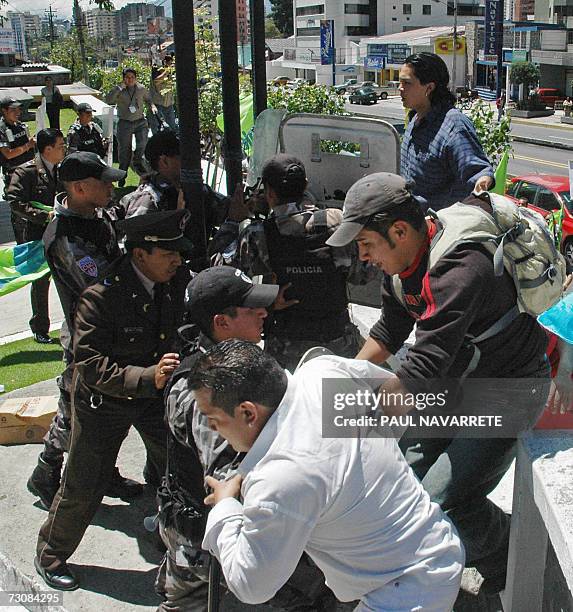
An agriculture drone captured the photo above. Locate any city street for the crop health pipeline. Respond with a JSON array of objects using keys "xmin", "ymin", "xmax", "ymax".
[{"xmin": 345, "ymin": 96, "xmax": 572, "ymax": 177}]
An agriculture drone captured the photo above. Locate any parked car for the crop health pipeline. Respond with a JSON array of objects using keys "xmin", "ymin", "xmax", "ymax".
[
  {"xmin": 348, "ymin": 80, "xmax": 400, "ymax": 99},
  {"xmin": 271, "ymin": 76, "xmax": 291, "ymax": 86},
  {"xmin": 534, "ymin": 88, "xmax": 565, "ymax": 108},
  {"xmin": 287, "ymin": 77, "xmax": 307, "ymax": 89},
  {"xmin": 506, "ymin": 174, "xmax": 573, "ymax": 264},
  {"xmin": 348, "ymin": 86, "xmax": 378, "ymax": 105},
  {"xmin": 334, "ymin": 78, "xmax": 357, "ymax": 95}
]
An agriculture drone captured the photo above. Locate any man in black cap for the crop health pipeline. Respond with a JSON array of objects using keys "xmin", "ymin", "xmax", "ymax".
[
  {"xmin": 325, "ymin": 171, "xmax": 551, "ymax": 596},
  {"xmin": 27, "ymin": 151, "xmax": 141, "ymax": 511},
  {"xmin": 6, "ymin": 128, "xmax": 65, "ymax": 343},
  {"xmin": 212, "ymin": 153, "xmax": 363, "ymax": 371},
  {"xmin": 35, "ymin": 209, "xmax": 191, "ymax": 591},
  {"xmin": 66, "ymin": 102, "xmax": 108, "ymax": 158},
  {"xmin": 0, "ymin": 97, "xmax": 35, "ymax": 194},
  {"xmin": 156, "ymin": 266, "xmax": 278, "ymax": 611}
]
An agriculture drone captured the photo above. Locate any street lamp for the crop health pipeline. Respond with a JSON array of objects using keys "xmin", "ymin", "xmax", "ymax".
[{"xmin": 432, "ymin": 0, "xmax": 458, "ymax": 92}]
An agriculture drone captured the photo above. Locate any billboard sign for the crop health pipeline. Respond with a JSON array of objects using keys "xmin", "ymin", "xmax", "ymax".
[
  {"xmin": 320, "ymin": 20, "xmax": 334, "ymax": 65},
  {"xmin": 0, "ymin": 29, "xmax": 16, "ymax": 54},
  {"xmin": 364, "ymin": 56, "xmax": 385, "ymax": 70},
  {"xmin": 434, "ymin": 36, "xmax": 466, "ymax": 55}
]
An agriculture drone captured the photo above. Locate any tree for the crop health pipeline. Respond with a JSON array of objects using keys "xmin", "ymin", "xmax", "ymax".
[
  {"xmin": 269, "ymin": 0, "xmax": 293, "ymax": 37},
  {"xmin": 50, "ymin": 31, "xmax": 96, "ymax": 82},
  {"xmin": 510, "ymin": 61, "xmax": 540, "ymax": 105},
  {"xmin": 265, "ymin": 18, "xmax": 282, "ymax": 39}
]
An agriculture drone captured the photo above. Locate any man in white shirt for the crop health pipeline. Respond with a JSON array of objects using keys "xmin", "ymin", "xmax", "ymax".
[{"xmin": 190, "ymin": 340, "xmax": 464, "ymax": 611}]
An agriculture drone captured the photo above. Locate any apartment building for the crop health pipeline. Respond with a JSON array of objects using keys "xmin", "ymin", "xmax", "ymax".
[{"xmin": 85, "ymin": 9, "xmax": 119, "ymax": 41}]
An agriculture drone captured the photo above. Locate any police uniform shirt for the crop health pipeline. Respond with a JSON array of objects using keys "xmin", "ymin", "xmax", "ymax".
[
  {"xmin": 0, "ymin": 117, "xmax": 33, "ymax": 173},
  {"xmin": 67, "ymin": 120, "xmax": 106, "ymax": 157}
]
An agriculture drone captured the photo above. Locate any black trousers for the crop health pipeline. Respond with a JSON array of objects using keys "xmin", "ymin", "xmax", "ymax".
[
  {"xmin": 37, "ymin": 378, "xmax": 168, "ymax": 571},
  {"xmin": 46, "ymin": 104, "xmax": 60, "ymax": 130},
  {"xmin": 12, "ymin": 216, "xmax": 50, "ymax": 336}
]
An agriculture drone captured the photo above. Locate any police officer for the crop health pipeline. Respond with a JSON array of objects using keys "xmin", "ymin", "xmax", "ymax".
[
  {"xmin": 157, "ymin": 266, "xmax": 278, "ymax": 611},
  {"xmin": 35, "ymin": 210, "xmax": 191, "ymax": 591},
  {"xmin": 120, "ymin": 129, "xmax": 181, "ymax": 217},
  {"xmin": 6, "ymin": 128, "xmax": 65, "ymax": 343},
  {"xmin": 66, "ymin": 103, "xmax": 108, "ymax": 157},
  {"xmin": 213, "ymin": 154, "xmax": 364, "ymax": 371},
  {"xmin": 0, "ymin": 97, "xmax": 35, "ymax": 195},
  {"xmin": 27, "ymin": 152, "xmax": 142, "ymax": 510}
]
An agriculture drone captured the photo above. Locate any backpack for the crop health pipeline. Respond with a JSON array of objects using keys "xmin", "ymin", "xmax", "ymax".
[{"xmin": 393, "ymin": 192, "xmax": 566, "ymax": 344}]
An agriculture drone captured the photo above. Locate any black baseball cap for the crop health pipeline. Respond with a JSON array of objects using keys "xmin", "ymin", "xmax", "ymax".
[
  {"xmin": 185, "ymin": 267, "xmax": 279, "ymax": 328},
  {"xmin": 58, "ymin": 151, "xmax": 126, "ymax": 183},
  {"xmin": 77, "ymin": 102, "xmax": 94, "ymax": 113},
  {"xmin": 261, "ymin": 154, "xmax": 306, "ymax": 193},
  {"xmin": 0, "ymin": 97, "xmax": 21, "ymax": 109},
  {"xmin": 326, "ymin": 173, "xmax": 416, "ymax": 247},
  {"xmin": 117, "ymin": 209, "xmax": 193, "ymax": 252}
]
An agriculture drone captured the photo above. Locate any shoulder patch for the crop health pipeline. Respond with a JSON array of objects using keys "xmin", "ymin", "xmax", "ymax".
[{"xmin": 77, "ymin": 255, "xmax": 98, "ymax": 278}]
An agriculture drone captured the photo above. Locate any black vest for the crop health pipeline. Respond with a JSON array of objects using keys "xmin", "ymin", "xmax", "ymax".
[{"xmin": 264, "ymin": 210, "xmax": 349, "ymax": 340}]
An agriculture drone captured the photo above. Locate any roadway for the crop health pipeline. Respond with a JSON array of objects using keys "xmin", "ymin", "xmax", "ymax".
[{"xmin": 344, "ymin": 97, "xmax": 571, "ymax": 177}]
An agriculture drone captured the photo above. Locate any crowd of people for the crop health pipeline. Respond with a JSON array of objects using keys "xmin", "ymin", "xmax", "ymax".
[{"xmin": 0, "ymin": 51, "xmax": 571, "ymax": 611}]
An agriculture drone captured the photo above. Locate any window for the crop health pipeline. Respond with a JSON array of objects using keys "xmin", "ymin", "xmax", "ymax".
[
  {"xmin": 345, "ymin": 4, "xmax": 370, "ymax": 15},
  {"xmin": 392, "ymin": 17, "xmax": 397, "ymax": 21},
  {"xmin": 296, "ymin": 4, "xmax": 324, "ymax": 17},
  {"xmin": 346, "ymin": 25, "xmax": 370, "ymax": 36},
  {"xmin": 296, "ymin": 27, "xmax": 320, "ymax": 36},
  {"xmin": 447, "ymin": 1, "xmax": 484, "ymax": 16},
  {"xmin": 513, "ymin": 181, "xmax": 539, "ymax": 205},
  {"xmin": 536, "ymin": 187, "xmax": 560, "ymax": 212},
  {"xmin": 403, "ymin": 4, "xmax": 412, "ymax": 15},
  {"xmin": 423, "ymin": 4, "xmax": 431, "ymax": 15}
]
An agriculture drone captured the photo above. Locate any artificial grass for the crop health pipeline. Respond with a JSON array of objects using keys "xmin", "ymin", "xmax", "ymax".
[{"xmin": 0, "ymin": 331, "xmax": 63, "ymax": 393}]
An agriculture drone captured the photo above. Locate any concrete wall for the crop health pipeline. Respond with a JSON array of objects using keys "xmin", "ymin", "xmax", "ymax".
[{"xmin": 0, "ymin": 67, "xmax": 71, "ymax": 88}]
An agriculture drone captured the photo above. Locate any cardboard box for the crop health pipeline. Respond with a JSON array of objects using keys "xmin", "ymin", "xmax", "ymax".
[{"xmin": 0, "ymin": 396, "xmax": 58, "ymax": 445}]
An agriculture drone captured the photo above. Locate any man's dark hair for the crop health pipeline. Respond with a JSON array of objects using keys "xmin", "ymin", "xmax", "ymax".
[
  {"xmin": 404, "ymin": 52, "xmax": 456, "ymax": 107},
  {"xmin": 189, "ymin": 339, "xmax": 287, "ymax": 416},
  {"xmin": 364, "ymin": 198, "xmax": 426, "ymax": 246},
  {"xmin": 123, "ymin": 67, "xmax": 137, "ymax": 78},
  {"xmin": 37, "ymin": 128, "xmax": 63, "ymax": 154},
  {"xmin": 191, "ymin": 305, "xmax": 238, "ymax": 337},
  {"xmin": 145, "ymin": 130, "xmax": 179, "ymax": 171}
]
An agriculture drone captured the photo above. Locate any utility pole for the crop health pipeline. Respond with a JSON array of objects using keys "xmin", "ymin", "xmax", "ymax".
[
  {"xmin": 73, "ymin": 0, "xmax": 90, "ymax": 85},
  {"xmin": 45, "ymin": 5, "xmax": 56, "ymax": 50}
]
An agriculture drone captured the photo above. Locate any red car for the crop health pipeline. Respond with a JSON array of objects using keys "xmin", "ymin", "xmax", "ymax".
[
  {"xmin": 534, "ymin": 88, "xmax": 565, "ymax": 108},
  {"xmin": 506, "ymin": 174, "xmax": 573, "ymax": 264}
]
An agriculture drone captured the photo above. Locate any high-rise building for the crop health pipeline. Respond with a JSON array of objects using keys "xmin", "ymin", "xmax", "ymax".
[
  {"xmin": 193, "ymin": 1, "xmax": 251, "ymax": 41},
  {"xmin": 117, "ymin": 3, "xmax": 165, "ymax": 42},
  {"xmin": 514, "ymin": 0, "xmax": 534, "ymax": 20},
  {"xmin": 6, "ymin": 11, "xmax": 42, "ymax": 43},
  {"xmin": 85, "ymin": 9, "xmax": 119, "ymax": 41}
]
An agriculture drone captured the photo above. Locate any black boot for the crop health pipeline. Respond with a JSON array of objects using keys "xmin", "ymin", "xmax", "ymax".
[
  {"xmin": 105, "ymin": 467, "xmax": 144, "ymax": 500},
  {"xmin": 27, "ymin": 453, "xmax": 62, "ymax": 510}
]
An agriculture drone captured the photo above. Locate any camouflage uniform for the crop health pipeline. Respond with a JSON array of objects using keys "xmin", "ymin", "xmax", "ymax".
[
  {"xmin": 66, "ymin": 119, "xmax": 107, "ymax": 158},
  {"xmin": 212, "ymin": 201, "xmax": 367, "ymax": 371},
  {"xmin": 120, "ymin": 173, "xmax": 179, "ymax": 218}
]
